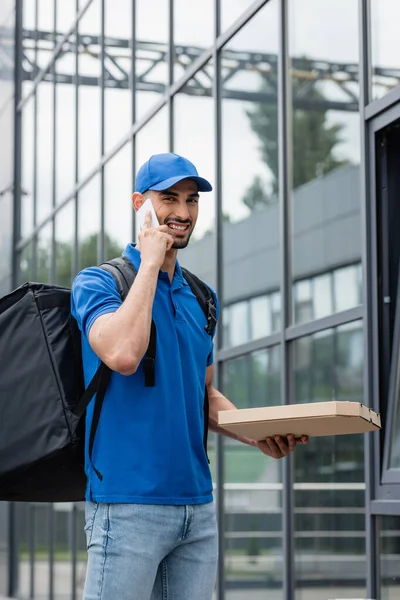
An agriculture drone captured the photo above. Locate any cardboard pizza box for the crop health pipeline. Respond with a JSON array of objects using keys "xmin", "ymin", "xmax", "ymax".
[{"xmin": 217, "ymin": 401, "xmax": 381, "ymax": 440}]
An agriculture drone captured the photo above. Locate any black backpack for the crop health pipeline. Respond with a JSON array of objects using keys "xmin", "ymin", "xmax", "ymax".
[{"xmin": 0, "ymin": 256, "xmax": 217, "ymax": 502}]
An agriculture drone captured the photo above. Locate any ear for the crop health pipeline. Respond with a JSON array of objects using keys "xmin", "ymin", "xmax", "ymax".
[{"xmin": 132, "ymin": 192, "xmax": 145, "ymax": 212}]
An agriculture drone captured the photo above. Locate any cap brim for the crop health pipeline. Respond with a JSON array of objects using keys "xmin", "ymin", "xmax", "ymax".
[{"xmin": 149, "ymin": 175, "xmax": 213, "ymax": 193}]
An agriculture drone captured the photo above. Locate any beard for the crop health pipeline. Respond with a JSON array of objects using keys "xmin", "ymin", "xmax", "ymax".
[{"xmin": 172, "ymin": 232, "xmax": 192, "ymax": 249}]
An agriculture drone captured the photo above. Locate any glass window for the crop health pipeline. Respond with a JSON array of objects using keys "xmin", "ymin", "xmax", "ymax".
[
  {"xmin": 36, "ymin": 82, "xmax": 54, "ymax": 224},
  {"xmin": 78, "ymin": 0, "xmax": 101, "ymax": 179},
  {"xmin": 104, "ymin": 141, "xmax": 132, "ymax": 261},
  {"xmin": 313, "ymin": 273, "xmax": 333, "ymax": 320},
  {"xmin": 371, "ymin": 1, "xmax": 400, "ymax": 101},
  {"xmin": 136, "ymin": 0, "xmax": 168, "ymax": 121},
  {"xmin": 173, "ymin": 0, "xmax": 213, "ymax": 80},
  {"xmin": 104, "ymin": 0, "xmax": 133, "ymax": 154},
  {"xmin": 333, "ymin": 264, "xmax": 362, "ymax": 313},
  {"xmin": 55, "ymin": 82, "xmax": 76, "ymax": 204},
  {"xmin": 222, "ymin": 1, "xmax": 281, "ymax": 344},
  {"xmin": 21, "ymin": 90, "xmax": 35, "ymax": 238},
  {"xmin": 56, "ymin": 0, "xmax": 77, "ymax": 34},
  {"xmin": 229, "ymin": 301, "xmax": 249, "ymax": 347},
  {"xmin": 292, "ymin": 321, "xmax": 366, "ymax": 599},
  {"xmin": 388, "ymin": 348, "xmax": 400, "ymax": 469},
  {"xmin": 289, "ymin": 0, "xmax": 361, "ymax": 325},
  {"xmin": 221, "ymin": 0, "xmax": 256, "ymax": 33},
  {"xmin": 173, "ymin": 62, "xmax": 217, "ymax": 289},
  {"xmin": 222, "ymin": 347, "xmax": 283, "ymax": 596},
  {"xmin": 379, "ymin": 515, "xmax": 400, "ymax": 600},
  {"xmin": 55, "ymin": 199, "xmax": 75, "ymax": 287},
  {"xmin": 249, "ymin": 295, "xmax": 270, "ymax": 340},
  {"xmin": 37, "ymin": 222, "xmax": 53, "ymax": 283},
  {"xmin": 78, "ymin": 174, "xmax": 101, "ymax": 271},
  {"xmin": 53, "ymin": 504, "xmax": 73, "ymax": 598},
  {"xmin": 18, "ymin": 243, "xmax": 33, "ymax": 286}
]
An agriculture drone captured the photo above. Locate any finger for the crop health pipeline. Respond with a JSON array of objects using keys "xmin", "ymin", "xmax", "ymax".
[
  {"xmin": 274, "ymin": 435, "xmax": 290, "ymax": 456},
  {"xmin": 165, "ymin": 234, "xmax": 174, "ymax": 251},
  {"xmin": 286, "ymin": 434, "xmax": 296, "ymax": 452},
  {"xmin": 157, "ymin": 224, "xmax": 170, "ymax": 234},
  {"xmin": 299, "ymin": 435, "xmax": 309, "ymax": 444},
  {"xmin": 266, "ymin": 437, "xmax": 283, "ymax": 459}
]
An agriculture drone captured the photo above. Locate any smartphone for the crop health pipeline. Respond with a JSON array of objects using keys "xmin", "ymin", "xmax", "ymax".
[{"xmin": 135, "ymin": 197, "xmax": 159, "ymax": 240}]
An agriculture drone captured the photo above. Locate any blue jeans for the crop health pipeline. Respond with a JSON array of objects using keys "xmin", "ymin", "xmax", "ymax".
[{"xmin": 83, "ymin": 501, "xmax": 218, "ymax": 600}]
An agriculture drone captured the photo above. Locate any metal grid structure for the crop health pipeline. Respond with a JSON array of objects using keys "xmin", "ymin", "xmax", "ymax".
[{"xmin": 2, "ymin": 0, "xmax": 400, "ymax": 598}]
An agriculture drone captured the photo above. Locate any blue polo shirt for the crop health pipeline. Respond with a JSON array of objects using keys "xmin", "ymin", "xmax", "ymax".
[{"xmin": 71, "ymin": 243, "xmax": 218, "ymax": 504}]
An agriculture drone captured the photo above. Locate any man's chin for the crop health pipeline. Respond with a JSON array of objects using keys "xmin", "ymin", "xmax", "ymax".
[{"xmin": 172, "ymin": 240, "xmax": 189, "ymax": 250}]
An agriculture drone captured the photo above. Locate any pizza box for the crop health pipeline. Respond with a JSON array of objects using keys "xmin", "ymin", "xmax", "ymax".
[{"xmin": 217, "ymin": 401, "xmax": 381, "ymax": 440}]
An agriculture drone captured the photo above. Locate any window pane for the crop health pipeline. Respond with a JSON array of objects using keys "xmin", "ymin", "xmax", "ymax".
[
  {"xmin": 289, "ymin": 0, "xmax": 361, "ymax": 325},
  {"xmin": 18, "ymin": 243, "xmax": 33, "ymax": 286},
  {"xmin": 222, "ymin": 347, "xmax": 283, "ymax": 597},
  {"xmin": 55, "ymin": 200, "xmax": 75, "ymax": 287},
  {"xmin": 379, "ymin": 515, "xmax": 400, "ymax": 600},
  {"xmin": 136, "ymin": 0, "xmax": 168, "ymax": 120},
  {"xmin": 56, "ymin": 0, "xmax": 77, "ymax": 34},
  {"xmin": 78, "ymin": 174, "xmax": 101, "ymax": 272},
  {"xmin": 221, "ymin": 0, "xmax": 256, "ymax": 33},
  {"xmin": 78, "ymin": 0, "xmax": 101, "ymax": 179},
  {"xmin": 104, "ymin": 0, "xmax": 133, "ymax": 154},
  {"xmin": 36, "ymin": 82, "xmax": 54, "ymax": 223},
  {"xmin": 173, "ymin": 63, "xmax": 216, "ymax": 289},
  {"xmin": 292, "ymin": 321, "xmax": 366, "ymax": 599},
  {"xmin": 371, "ymin": 1, "xmax": 400, "ymax": 101},
  {"xmin": 21, "ymin": 91, "xmax": 35, "ymax": 238},
  {"xmin": 37, "ymin": 222, "xmax": 53, "ymax": 283},
  {"xmin": 104, "ymin": 141, "xmax": 132, "ymax": 260},
  {"xmin": 173, "ymin": 0, "xmax": 213, "ymax": 80},
  {"xmin": 389, "ymin": 352, "xmax": 400, "ymax": 469},
  {"xmin": 334, "ymin": 264, "xmax": 362, "ymax": 313},
  {"xmin": 54, "ymin": 505, "xmax": 73, "ymax": 598},
  {"xmin": 222, "ymin": 1, "xmax": 281, "ymax": 346}
]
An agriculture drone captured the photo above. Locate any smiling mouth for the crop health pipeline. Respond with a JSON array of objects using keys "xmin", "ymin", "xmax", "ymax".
[{"xmin": 167, "ymin": 223, "xmax": 190, "ymax": 233}]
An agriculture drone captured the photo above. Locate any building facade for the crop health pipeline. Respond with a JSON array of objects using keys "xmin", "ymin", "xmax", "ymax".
[{"xmin": 1, "ymin": 0, "xmax": 400, "ymax": 598}]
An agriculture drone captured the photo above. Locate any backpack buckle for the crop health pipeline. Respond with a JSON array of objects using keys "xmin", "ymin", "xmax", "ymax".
[{"xmin": 205, "ymin": 299, "xmax": 217, "ymax": 336}]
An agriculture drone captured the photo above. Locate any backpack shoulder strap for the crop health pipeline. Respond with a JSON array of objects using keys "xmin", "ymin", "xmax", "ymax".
[
  {"xmin": 99, "ymin": 255, "xmax": 137, "ymax": 300},
  {"xmin": 181, "ymin": 267, "xmax": 218, "ymax": 337}
]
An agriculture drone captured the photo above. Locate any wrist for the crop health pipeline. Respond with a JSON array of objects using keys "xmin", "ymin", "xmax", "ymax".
[{"xmin": 139, "ymin": 260, "xmax": 161, "ymax": 276}]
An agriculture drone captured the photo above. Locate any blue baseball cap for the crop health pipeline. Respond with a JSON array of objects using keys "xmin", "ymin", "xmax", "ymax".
[{"xmin": 135, "ymin": 153, "xmax": 213, "ymax": 194}]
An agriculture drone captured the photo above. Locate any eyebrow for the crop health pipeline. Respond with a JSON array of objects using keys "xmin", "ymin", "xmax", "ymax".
[{"xmin": 161, "ymin": 190, "xmax": 199, "ymax": 198}]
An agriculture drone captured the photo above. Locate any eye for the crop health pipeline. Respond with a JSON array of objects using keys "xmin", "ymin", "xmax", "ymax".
[{"xmin": 187, "ymin": 197, "xmax": 199, "ymax": 204}]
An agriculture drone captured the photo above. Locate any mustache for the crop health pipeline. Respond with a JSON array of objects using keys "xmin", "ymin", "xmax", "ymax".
[{"xmin": 165, "ymin": 218, "xmax": 192, "ymax": 226}]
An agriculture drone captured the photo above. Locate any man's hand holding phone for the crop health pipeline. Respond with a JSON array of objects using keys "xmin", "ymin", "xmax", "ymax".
[{"xmin": 138, "ymin": 209, "xmax": 174, "ymax": 271}]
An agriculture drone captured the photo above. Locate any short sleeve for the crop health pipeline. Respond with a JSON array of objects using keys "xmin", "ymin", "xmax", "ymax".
[
  {"xmin": 71, "ymin": 267, "xmax": 122, "ymax": 339},
  {"xmin": 206, "ymin": 288, "xmax": 220, "ymax": 367}
]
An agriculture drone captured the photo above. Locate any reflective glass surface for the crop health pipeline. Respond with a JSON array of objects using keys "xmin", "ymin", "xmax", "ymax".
[
  {"xmin": 380, "ymin": 515, "xmax": 400, "ymax": 600},
  {"xmin": 293, "ymin": 322, "xmax": 366, "ymax": 599},
  {"xmin": 371, "ymin": 1, "xmax": 400, "ymax": 101},
  {"xmin": 222, "ymin": 347, "xmax": 283, "ymax": 597},
  {"xmin": 104, "ymin": 141, "xmax": 132, "ymax": 260},
  {"xmin": 55, "ymin": 199, "xmax": 75, "ymax": 287},
  {"xmin": 136, "ymin": 0, "xmax": 168, "ymax": 120},
  {"xmin": 289, "ymin": 0, "xmax": 361, "ymax": 325},
  {"xmin": 222, "ymin": 0, "xmax": 281, "ymax": 346},
  {"xmin": 78, "ymin": 174, "xmax": 101, "ymax": 271}
]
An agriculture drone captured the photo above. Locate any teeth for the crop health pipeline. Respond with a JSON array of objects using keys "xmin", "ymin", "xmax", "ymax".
[{"xmin": 169, "ymin": 224, "xmax": 186, "ymax": 231}]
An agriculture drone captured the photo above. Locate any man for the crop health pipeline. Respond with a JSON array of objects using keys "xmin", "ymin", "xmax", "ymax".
[{"xmin": 71, "ymin": 153, "xmax": 308, "ymax": 600}]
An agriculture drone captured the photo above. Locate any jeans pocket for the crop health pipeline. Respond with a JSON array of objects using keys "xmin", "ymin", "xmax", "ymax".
[{"xmin": 84, "ymin": 502, "xmax": 99, "ymax": 549}]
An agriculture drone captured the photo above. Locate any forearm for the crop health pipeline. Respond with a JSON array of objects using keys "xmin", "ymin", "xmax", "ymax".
[
  {"xmin": 94, "ymin": 262, "xmax": 159, "ymax": 373},
  {"xmin": 207, "ymin": 385, "xmax": 257, "ymax": 447}
]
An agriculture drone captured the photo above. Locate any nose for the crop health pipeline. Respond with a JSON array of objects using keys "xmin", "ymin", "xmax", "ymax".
[{"xmin": 173, "ymin": 202, "xmax": 190, "ymax": 222}]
